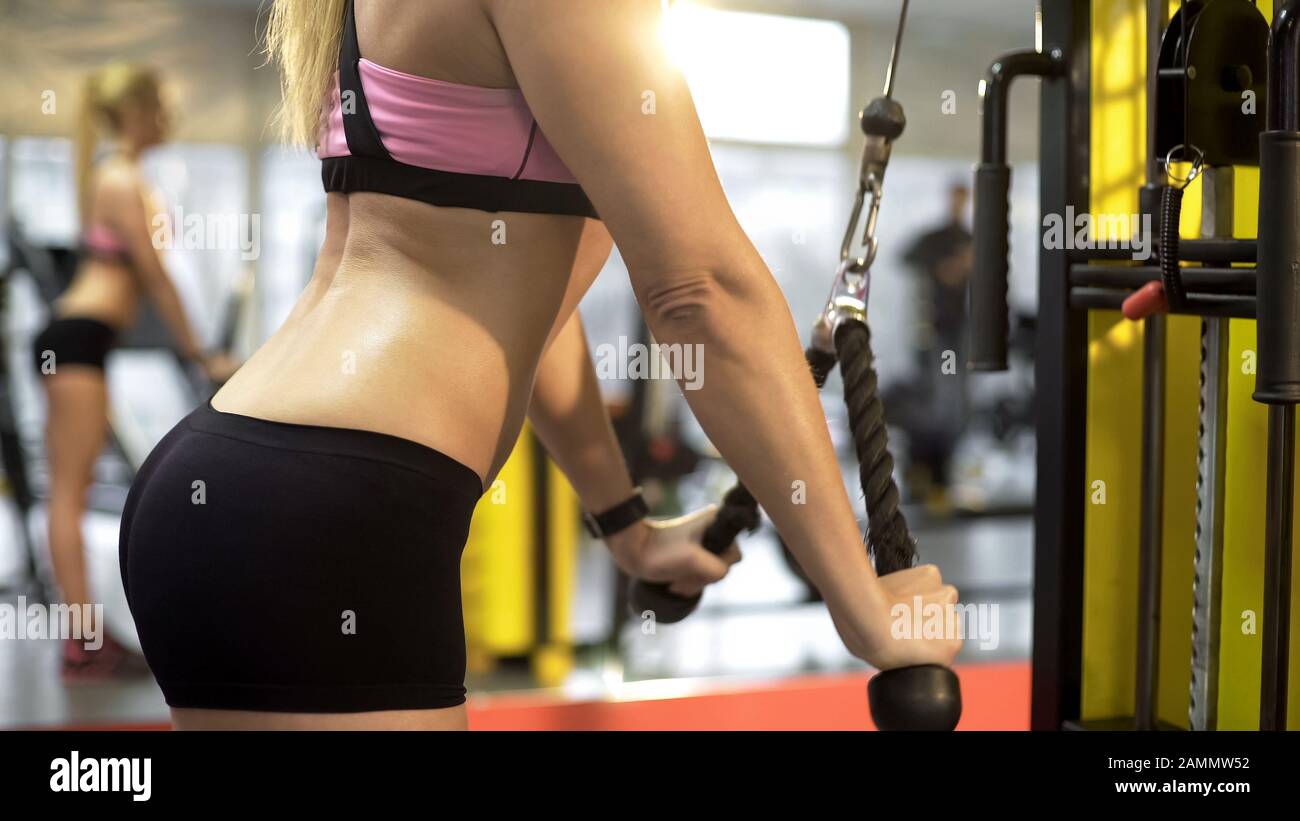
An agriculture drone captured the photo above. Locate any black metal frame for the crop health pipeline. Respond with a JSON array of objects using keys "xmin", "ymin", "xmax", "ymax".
[
  {"xmin": 0, "ymin": 255, "xmax": 46, "ymax": 602},
  {"xmin": 1031, "ymin": 0, "xmax": 1295, "ymax": 731},
  {"xmin": 1253, "ymin": 0, "xmax": 1300, "ymax": 731},
  {"xmin": 1030, "ymin": 0, "xmax": 1092, "ymax": 731}
]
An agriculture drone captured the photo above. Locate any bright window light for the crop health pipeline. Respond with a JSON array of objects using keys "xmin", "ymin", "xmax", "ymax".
[{"xmin": 663, "ymin": 3, "xmax": 850, "ymax": 147}]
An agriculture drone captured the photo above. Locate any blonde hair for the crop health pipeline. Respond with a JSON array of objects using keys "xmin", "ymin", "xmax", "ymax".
[
  {"xmin": 263, "ymin": 0, "xmax": 348, "ymax": 147},
  {"xmin": 76, "ymin": 63, "xmax": 161, "ymax": 224}
]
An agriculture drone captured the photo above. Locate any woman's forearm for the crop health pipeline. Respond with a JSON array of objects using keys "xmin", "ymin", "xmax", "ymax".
[
  {"xmin": 638, "ymin": 258, "xmax": 880, "ymax": 615},
  {"xmin": 147, "ymin": 279, "xmax": 203, "ymax": 361},
  {"xmin": 123, "ymin": 213, "xmax": 204, "ymax": 361},
  {"xmin": 528, "ymin": 312, "xmax": 637, "ymax": 514}
]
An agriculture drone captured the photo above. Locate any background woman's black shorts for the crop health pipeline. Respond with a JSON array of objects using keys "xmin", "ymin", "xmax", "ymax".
[{"xmin": 32, "ymin": 316, "xmax": 117, "ymax": 374}]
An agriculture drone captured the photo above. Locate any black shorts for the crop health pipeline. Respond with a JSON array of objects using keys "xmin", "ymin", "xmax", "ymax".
[
  {"xmin": 119, "ymin": 400, "xmax": 484, "ymax": 712},
  {"xmin": 32, "ymin": 317, "xmax": 118, "ymax": 374}
]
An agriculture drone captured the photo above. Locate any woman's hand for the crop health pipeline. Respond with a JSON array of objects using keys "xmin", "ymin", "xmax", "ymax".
[
  {"xmin": 604, "ymin": 505, "xmax": 742, "ymax": 597},
  {"xmin": 200, "ymin": 352, "xmax": 241, "ymax": 385},
  {"xmin": 828, "ymin": 564, "xmax": 963, "ymax": 672}
]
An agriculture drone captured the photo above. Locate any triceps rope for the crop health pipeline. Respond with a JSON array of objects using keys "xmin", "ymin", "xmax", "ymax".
[
  {"xmin": 835, "ymin": 320, "xmax": 915, "ymax": 575},
  {"xmin": 623, "ymin": 325, "xmax": 914, "ymax": 622}
]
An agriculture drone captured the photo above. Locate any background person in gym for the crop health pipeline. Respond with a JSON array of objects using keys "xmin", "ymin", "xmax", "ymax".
[
  {"xmin": 120, "ymin": 0, "xmax": 960, "ymax": 730},
  {"xmin": 896, "ymin": 181, "xmax": 974, "ymax": 506},
  {"xmin": 31, "ymin": 63, "xmax": 234, "ymax": 681}
]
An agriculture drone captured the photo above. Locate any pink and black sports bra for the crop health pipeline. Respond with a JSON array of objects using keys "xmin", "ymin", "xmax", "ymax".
[
  {"xmin": 81, "ymin": 222, "xmax": 132, "ymax": 265},
  {"xmin": 317, "ymin": 0, "xmax": 598, "ymax": 219}
]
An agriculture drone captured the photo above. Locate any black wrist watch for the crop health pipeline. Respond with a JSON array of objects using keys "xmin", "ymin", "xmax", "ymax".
[{"xmin": 582, "ymin": 489, "xmax": 649, "ymax": 539}]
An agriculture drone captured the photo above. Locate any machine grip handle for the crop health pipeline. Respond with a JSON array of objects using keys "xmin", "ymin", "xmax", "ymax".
[
  {"xmin": 970, "ymin": 163, "xmax": 1012, "ymax": 372},
  {"xmin": 625, "ymin": 485, "xmax": 758, "ymax": 624},
  {"xmin": 1254, "ymin": 131, "xmax": 1300, "ymax": 404},
  {"xmin": 625, "ymin": 346, "xmax": 835, "ymax": 623}
]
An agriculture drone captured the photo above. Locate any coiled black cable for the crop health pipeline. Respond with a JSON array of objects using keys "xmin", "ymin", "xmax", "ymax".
[{"xmin": 1160, "ymin": 184, "xmax": 1188, "ymax": 310}]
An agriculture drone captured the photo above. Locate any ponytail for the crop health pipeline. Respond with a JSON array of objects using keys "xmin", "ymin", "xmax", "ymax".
[
  {"xmin": 75, "ymin": 74, "xmax": 104, "ymax": 226},
  {"xmin": 263, "ymin": 0, "xmax": 349, "ymax": 147}
]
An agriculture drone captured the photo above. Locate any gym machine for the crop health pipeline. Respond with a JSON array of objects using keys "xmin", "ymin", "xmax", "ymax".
[
  {"xmin": 1251, "ymin": 0, "xmax": 1300, "ymax": 732},
  {"xmin": 0, "ymin": 221, "xmax": 59, "ymax": 602},
  {"xmin": 972, "ymin": 0, "xmax": 1295, "ymax": 730}
]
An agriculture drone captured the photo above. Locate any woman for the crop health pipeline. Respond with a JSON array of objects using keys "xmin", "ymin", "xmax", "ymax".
[
  {"xmin": 121, "ymin": 0, "xmax": 960, "ymax": 730},
  {"xmin": 34, "ymin": 63, "xmax": 230, "ymax": 681}
]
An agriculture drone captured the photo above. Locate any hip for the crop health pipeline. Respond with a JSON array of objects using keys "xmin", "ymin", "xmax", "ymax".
[{"xmin": 120, "ymin": 400, "xmax": 484, "ymax": 713}]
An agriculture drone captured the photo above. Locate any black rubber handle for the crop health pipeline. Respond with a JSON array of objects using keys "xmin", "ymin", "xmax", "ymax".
[
  {"xmin": 625, "ymin": 347, "xmax": 836, "ymax": 624},
  {"xmin": 868, "ymin": 664, "xmax": 963, "ymax": 731},
  {"xmin": 625, "ymin": 484, "xmax": 758, "ymax": 624},
  {"xmin": 969, "ymin": 162, "xmax": 1012, "ymax": 372},
  {"xmin": 968, "ymin": 48, "xmax": 1063, "ymax": 373},
  {"xmin": 1254, "ymin": 130, "xmax": 1300, "ymax": 403}
]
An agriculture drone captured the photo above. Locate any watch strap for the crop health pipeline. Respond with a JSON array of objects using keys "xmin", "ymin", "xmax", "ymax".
[{"xmin": 583, "ymin": 489, "xmax": 648, "ymax": 538}]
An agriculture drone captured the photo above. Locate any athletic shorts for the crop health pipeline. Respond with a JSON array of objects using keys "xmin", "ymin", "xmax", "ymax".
[
  {"xmin": 32, "ymin": 317, "xmax": 117, "ymax": 374},
  {"xmin": 119, "ymin": 400, "xmax": 484, "ymax": 712}
]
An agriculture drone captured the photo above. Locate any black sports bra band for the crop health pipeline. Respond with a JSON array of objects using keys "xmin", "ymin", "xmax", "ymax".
[
  {"xmin": 322, "ymin": 155, "xmax": 599, "ymax": 217},
  {"xmin": 338, "ymin": 0, "xmax": 392, "ymax": 160}
]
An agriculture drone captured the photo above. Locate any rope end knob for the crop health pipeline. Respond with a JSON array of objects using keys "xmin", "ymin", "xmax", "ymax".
[{"xmin": 868, "ymin": 664, "xmax": 962, "ymax": 731}]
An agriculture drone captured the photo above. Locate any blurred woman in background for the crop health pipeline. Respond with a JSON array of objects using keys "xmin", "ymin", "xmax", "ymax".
[{"xmin": 32, "ymin": 63, "xmax": 229, "ymax": 681}]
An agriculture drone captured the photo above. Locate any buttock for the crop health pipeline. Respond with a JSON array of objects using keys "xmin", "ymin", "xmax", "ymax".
[
  {"xmin": 119, "ymin": 400, "xmax": 484, "ymax": 713},
  {"xmin": 32, "ymin": 316, "xmax": 118, "ymax": 374}
]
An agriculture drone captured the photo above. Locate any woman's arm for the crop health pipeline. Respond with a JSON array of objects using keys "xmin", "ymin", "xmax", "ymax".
[
  {"xmin": 529, "ymin": 310, "xmax": 736, "ymax": 590},
  {"xmin": 98, "ymin": 166, "xmax": 205, "ymax": 362},
  {"xmin": 530, "ymin": 312, "xmax": 636, "ymax": 514},
  {"xmin": 488, "ymin": 0, "xmax": 958, "ymax": 668}
]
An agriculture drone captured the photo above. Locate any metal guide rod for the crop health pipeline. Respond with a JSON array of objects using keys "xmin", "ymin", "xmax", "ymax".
[
  {"xmin": 1261, "ymin": 404, "xmax": 1295, "ymax": 731},
  {"xmin": 1135, "ymin": 311, "xmax": 1165, "ymax": 730},
  {"xmin": 1254, "ymin": 0, "xmax": 1300, "ymax": 732},
  {"xmin": 1068, "ymin": 239, "xmax": 1256, "ymax": 263},
  {"xmin": 1189, "ymin": 167, "xmax": 1233, "ymax": 732},
  {"xmin": 1134, "ymin": 0, "xmax": 1168, "ymax": 732},
  {"xmin": 1069, "ymin": 266, "xmax": 1256, "ymax": 293}
]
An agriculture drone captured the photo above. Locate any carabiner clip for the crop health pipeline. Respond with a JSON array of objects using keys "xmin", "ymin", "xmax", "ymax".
[{"xmin": 1164, "ymin": 143, "xmax": 1205, "ymax": 190}]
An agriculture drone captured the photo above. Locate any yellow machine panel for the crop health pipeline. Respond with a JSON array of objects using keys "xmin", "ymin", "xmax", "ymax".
[
  {"xmin": 1083, "ymin": 0, "xmax": 1300, "ymax": 728},
  {"xmin": 460, "ymin": 426, "xmax": 580, "ymax": 686}
]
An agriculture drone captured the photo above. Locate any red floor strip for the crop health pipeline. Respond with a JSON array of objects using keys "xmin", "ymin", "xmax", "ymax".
[
  {"xmin": 467, "ymin": 662, "xmax": 1030, "ymax": 731},
  {"xmin": 31, "ymin": 662, "xmax": 1031, "ymax": 731}
]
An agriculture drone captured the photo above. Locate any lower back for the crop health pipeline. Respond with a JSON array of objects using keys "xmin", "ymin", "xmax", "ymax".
[
  {"xmin": 56, "ymin": 260, "xmax": 139, "ymax": 330},
  {"xmin": 213, "ymin": 192, "xmax": 594, "ymax": 485}
]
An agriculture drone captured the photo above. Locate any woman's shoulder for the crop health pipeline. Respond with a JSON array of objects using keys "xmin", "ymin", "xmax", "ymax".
[
  {"xmin": 94, "ymin": 155, "xmax": 144, "ymax": 191},
  {"xmin": 91, "ymin": 156, "xmax": 148, "ymax": 208}
]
